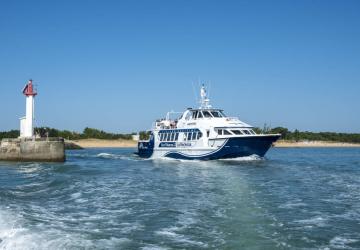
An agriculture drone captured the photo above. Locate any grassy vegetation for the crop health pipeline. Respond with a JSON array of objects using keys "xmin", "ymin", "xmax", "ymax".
[
  {"xmin": 0, "ymin": 127, "xmax": 134, "ymax": 141},
  {"xmin": 254, "ymin": 127, "xmax": 360, "ymax": 144}
]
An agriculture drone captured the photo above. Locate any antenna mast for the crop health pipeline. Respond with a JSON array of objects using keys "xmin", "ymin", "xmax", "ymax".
[{"xmin": 199, "ymin": 84, "xmax": 211, "ymax": 109}]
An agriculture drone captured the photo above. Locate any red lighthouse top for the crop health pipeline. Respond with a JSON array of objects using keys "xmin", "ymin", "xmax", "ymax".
[{"xmin": 22, "ymin": 79, "xmax": 37, "ymax": 96}]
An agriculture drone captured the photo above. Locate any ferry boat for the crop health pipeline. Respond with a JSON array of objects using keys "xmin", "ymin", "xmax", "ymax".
[{"xmin": 137, "ymin": 85, "xmax": 280, "ymax": 160}]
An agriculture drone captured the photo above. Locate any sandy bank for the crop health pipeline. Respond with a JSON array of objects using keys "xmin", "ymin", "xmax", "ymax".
[
  {"xmin": 71, "ymin": 139, "xmax": 137, "ymax": 148},
  {"xmin": 274, "ymin": 140, "xmax": 360, "ymax": 148}
]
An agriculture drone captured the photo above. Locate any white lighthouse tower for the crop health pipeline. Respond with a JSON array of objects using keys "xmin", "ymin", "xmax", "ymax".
[{"xmin": 20, "ymin": 79, "xmax": 37, "ymax": 138}]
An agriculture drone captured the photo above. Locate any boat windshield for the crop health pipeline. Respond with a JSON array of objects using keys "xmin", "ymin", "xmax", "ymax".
[
  {"xmin": 191, "ymin": 109, "xmax": 226, "ymax": 119},
  {"xmin": 219, "ymin": 110, "xmax": 226, "ymax": 117},
  {"xmin": 210, "ymin": 110, "xmax": 223, "ymax": 118}
]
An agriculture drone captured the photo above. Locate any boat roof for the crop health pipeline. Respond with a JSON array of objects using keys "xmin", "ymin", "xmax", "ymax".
[{"xmin": 188, "ymin": 108, "xmax": 224, "ymax": 112}]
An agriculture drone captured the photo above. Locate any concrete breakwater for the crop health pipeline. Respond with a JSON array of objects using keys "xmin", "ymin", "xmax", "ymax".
[{"xmin": 0, "ymin": 138, "xmax": 65, "ymax": 162}]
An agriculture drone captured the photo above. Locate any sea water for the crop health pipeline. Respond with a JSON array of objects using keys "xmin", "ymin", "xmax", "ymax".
[{"xmin": 0, "ymin": 148, "xmax": 359, "ymax": 249}]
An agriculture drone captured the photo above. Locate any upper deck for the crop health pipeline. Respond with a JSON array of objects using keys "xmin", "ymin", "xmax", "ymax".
[{"xmin": 152, "ymin": 85, "xmax": 253, "ymax": 131}]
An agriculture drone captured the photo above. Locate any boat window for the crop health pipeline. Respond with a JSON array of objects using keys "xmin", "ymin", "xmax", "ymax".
[
  {"xmin": 211, "ymin": 111, "xmax": 222, "ymax": 118},
  {"xmin": 170, "ymin": 133, "xmax": 175, "ymax": 141},
  {"xmin": 219, "ymin": 111, "xmax": 227, "ymax": 117},
  {"xmin": 243, "ymin": 130, "xmax": 251, "ymax": 135},
  {"xmin": 206, "ymin": 130, "xmax": 210, "ymax": 137},
  {"xmin": 202, "ymin": 111, "xmax": 212, "ymax": 118},
  {"xmin": 197, "ymin": 132, "xmax": 203, "ymax": 140},
  {"xmin": 161, "ymin": 133, "xmax": 165, "ymax": 141},
  {"xmin": 187, "ymin": 132, "xmax": 192, "ymax": 141},
  {"xmin": 250, "ymin": 130, "xmax": 256, "ymax": 135},
  {"xmin": 217, "ymin": 129, "xmax": 223, "ymax": 135},
  {"xmin": 184, "ymin": 111, "xmax": 192, "ymax": 120},
  {"xmin": 192, "ymin": 132, "xmax": 197, "ymax": 140},
  {"xmin": 192, "ymin": 111, "xmax": 198, "ymax": 119},
  {"xmin": 175, "ymin": 133, "xmax": 179, "ymax": 141},
  {"xmin": 197, "ymin": 112, "xmax": 203, "ymax": 119},
  {"xmin": 231, "ymin": 130, "xmax": 242, "ymax": 135},
  {"xmin": 224, "ymin": 130, "xmax": 231, "ymax": 135}
]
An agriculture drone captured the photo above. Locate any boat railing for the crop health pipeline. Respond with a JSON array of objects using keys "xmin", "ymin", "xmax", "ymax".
[{"xmin": 153, "ymin": 119, "xmax": 178, "ymax": 130}]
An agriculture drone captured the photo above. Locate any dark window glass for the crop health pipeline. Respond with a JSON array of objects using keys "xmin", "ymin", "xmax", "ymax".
[
  {"xmin": 175, "ymin": 133, "xmax": 179, "ymax": 141},
  {"xmin": 192, "ymin": 132, "xmax": 197, "ymax": 140},
  {"xmin": 203, "ymin": 111, "xmax": 212, "ymax": 118},
  {"xmin": 231, "ymin": 130, "xmax": 241, "ymax": 135},
  {"xmin": 197, "ymin": 132, "xmax": 202, "ymax": 139},
  {"xmin": 197, "ymin": 112, "xmax": 203, "ymax": 118},
  {"xmin": 192, "ymin": 111, "xmax": 198, "ymax": 119},
  {"xmin": 187, "ymin": 132, "xmax": 192, "ymax": 141},
  {"xmin": 224, "ymin": 130, "xmax": 231, "ymax": 135},
  {"xmin": 243, "ymin": 130, "xmax": 251, "ymax": 135},
  {"xmin": 171, "ymin": 133, "xmax": 175, "ymax": 141},
  {"xmin": 211, "ymin": 111, "xmax": 221, "ymax": 118},
  {"xmin": 218, "ymin": 129, "xmax": 223, "ymax": 135}
]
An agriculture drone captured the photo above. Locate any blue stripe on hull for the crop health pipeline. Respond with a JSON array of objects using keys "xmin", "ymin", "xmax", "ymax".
[{"xmin": 164, "ymin": 135, "xmax": 280, "ymax": 160}]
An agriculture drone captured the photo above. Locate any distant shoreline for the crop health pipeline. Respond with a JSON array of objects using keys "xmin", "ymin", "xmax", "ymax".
[
  {"xmin": 67, "ymin": 139, "xmax": 360, "ymax": 149},
  {"xmin": 274, "ymin": 140, "xmax": 360, "ymax": 148}
]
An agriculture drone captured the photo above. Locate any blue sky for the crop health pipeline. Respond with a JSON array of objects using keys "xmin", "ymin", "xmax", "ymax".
[{"xmin": 1, "ymin": 0, "xmax": 359, "ymax": 133}]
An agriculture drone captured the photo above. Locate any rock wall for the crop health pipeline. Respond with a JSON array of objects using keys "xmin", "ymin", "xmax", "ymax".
[{"xmin": 0, "ymin": 138, "xmax": 65, "ymax": 162}]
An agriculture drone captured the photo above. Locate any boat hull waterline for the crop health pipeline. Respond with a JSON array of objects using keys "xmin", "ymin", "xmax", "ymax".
[{"xmin": 138, "ymin": 135, "xmax": 280, "ymax": 160}]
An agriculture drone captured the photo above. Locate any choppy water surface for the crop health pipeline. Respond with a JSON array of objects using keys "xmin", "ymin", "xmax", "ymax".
[{"xmin": 0, "ymin": 148, "xmax": 359, "ymax": 249}]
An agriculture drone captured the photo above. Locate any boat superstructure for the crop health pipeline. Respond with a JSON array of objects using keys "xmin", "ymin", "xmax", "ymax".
[{"xmin": 137, "ymin": 85, "xmax": 280, "ymax": 160}]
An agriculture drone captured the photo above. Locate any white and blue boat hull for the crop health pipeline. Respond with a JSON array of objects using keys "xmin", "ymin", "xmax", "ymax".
[{"xmin": 137, "ymin": 135, "xmax": 280, "ymax": 160}]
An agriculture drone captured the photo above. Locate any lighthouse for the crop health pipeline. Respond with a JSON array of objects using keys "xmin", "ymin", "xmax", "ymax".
[{"xmin": 20, "ymin": 79, "xmax": 37, "ymax": 138}]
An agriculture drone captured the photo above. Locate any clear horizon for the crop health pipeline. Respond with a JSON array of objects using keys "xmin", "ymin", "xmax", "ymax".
[{"xmin": 1, "ymin": 1, "xmax": 359, "ymax": 133}]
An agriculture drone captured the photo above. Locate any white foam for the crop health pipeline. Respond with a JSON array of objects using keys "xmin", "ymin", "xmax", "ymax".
[
  {"xmin": 70, "ymin": 192, "xmax": 82, "ymax": 199},
  {"xmin": 219, "ymin": 154, "xmax": 263, "ymax": 161},
  {"xmin": 279, "ymin": 202, "xmax": 307, "ymax": 209},
  {"xmin": 17, "ymin": 163, "xmax": 42, "ymax": 173},
  {"xmin": 330, "ymin": 236, "xmax": 359, "ymax": 249},
  {"xmin": 96, "ymin": 152, "xmax": 145, "ymax": 161},
  {"xmin": 97, "ymin": 153, "xmax": 119, "ymax": 159},
  {"xmin": 141, "ymin": 244, "xmax": 169, "ymax": 250},
  {"xmin": 294, "ymin": 216, "xmax": 328, "ymax": 228},
  {"xmin": 0, "ymin": 208, "xmax": 131, "ymax": 250},
  {"xmin": 155, "ymin": 229, "xmax": 207, "ymax": 247}
]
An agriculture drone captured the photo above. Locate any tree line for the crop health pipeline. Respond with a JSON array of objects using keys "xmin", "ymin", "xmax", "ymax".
[
  {"xmin": 253, "ymin": 127, "xmax": 360, "ymax": 143},
  {"xmin": 0, "ymin": 127, "xmax": 134, "ymax": 140}
]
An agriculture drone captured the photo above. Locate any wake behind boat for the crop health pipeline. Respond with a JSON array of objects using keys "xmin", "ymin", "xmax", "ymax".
[{"xmin": 137, "ymin": 85, "xmax": 280, "ymax": 160}]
